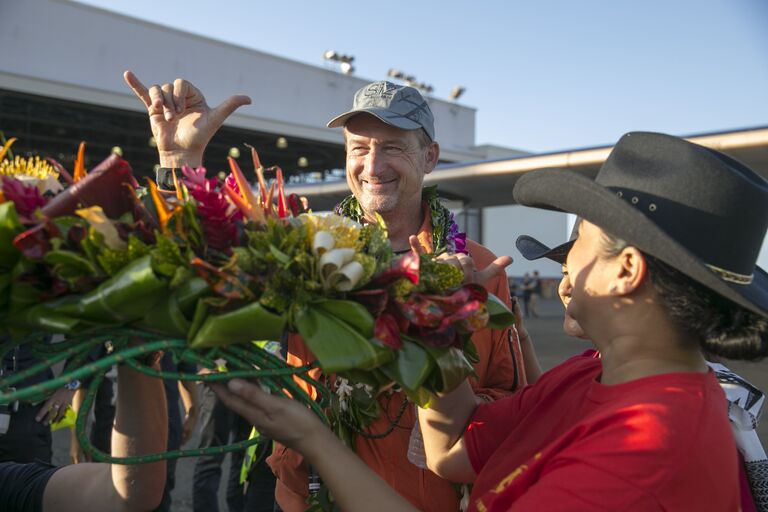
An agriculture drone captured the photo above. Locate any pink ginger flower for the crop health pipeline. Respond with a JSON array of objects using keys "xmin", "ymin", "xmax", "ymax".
[
  {"xmin": 180, "ymin": 167, "xmax": 241, "ymax": 253},
  {"xmin": 1, "ymin": 176, "xmax": 47, "ymax": 217}
]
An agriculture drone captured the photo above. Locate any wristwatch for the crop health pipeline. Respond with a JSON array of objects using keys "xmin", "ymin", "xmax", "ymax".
[
  {"xmin": 156, "ymin": 167, "xmax": 178, "ymax": 191},
  {"xmin": 64, "ymin": 380, "xmax": 81, "ymax": 391}
]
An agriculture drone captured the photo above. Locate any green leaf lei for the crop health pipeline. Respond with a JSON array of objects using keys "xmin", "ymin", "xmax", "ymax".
[{"xmin": 333, "ymin": 186, "xmax": 459, "ymax": 254}]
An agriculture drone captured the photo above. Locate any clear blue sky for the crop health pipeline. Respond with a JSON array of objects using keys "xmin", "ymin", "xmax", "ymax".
[{"xmin": 77, "ymin": 0, "xmax": 768, "ymax": 153}]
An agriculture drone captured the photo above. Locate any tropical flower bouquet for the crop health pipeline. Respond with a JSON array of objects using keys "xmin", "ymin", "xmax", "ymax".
[{"xmin": 0, "ymin": 137, "xmax": 513, "ymax": 461}]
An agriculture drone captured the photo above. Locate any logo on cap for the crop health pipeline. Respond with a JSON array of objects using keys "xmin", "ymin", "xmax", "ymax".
[{"xmin": 364, "ymin": 82, "xmax": 398, "ymax": 99}]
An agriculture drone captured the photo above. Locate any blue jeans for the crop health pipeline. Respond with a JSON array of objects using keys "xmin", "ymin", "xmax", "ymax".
[{"xmin": 193, "ymin": 386, "xmax": 251, "ymax": 512}]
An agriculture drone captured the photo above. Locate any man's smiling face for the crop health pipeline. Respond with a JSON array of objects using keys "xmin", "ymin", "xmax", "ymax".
[{"xmin": 344, "ymin": 114, "xmax": 437, "ymax": 219}]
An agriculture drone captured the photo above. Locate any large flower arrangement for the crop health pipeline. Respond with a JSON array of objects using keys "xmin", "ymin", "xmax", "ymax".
[{"xmin": 0, "ymin": 137, "xmax": 512, "ymax": 456}]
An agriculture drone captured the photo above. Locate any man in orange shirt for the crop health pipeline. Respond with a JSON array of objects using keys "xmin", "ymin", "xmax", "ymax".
[
  {"xmin": 270, "ymin": 82, "xmax": 539, "ymax": 512},
  {"xmin": 124, "ymin": 71, "xmax": 539, "ymax": 511}
]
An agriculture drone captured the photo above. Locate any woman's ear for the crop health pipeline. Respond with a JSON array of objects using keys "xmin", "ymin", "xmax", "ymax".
[{"xmin": 613, "ymin": 246, "xmax": 647, "ymax": 295}]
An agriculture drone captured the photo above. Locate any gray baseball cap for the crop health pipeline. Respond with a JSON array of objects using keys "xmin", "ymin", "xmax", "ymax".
[{"xmin": 327, "ymin": 81, "xmax": 435, "ymax": 141}]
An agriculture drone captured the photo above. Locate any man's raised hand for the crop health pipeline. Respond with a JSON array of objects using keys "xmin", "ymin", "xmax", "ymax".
[{"xmin": 123, "ymin": 70, "xmax": 251, "ymax": 168}]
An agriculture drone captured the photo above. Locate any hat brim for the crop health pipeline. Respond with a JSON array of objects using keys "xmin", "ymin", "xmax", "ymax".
[
  {"xmin": 513, "ymin": 169, "xmax": 768, "ymax": 317},
  {"xmin": 516, "ymin": 235, "xmax": 574, "ymax": 264},
  {"xmin": 327, "ymin": 108, "xmax": 424, "ymax": 133}
]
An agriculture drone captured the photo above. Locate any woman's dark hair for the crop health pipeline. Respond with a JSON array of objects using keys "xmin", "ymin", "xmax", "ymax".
[{"xmin": 599, "ymin": 231, "xmax": 768, "ymax": 361}]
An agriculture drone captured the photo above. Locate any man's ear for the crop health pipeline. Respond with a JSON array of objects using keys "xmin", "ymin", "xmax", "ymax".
[
  {"xmin": 424, "ymin": 141, "xmax": 440, "ymax": 174},
  {"xmin": 614, "ymin": 246, "xmax": 647, "ymax": 295}
]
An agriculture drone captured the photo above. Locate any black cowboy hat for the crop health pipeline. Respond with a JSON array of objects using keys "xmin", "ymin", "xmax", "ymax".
[
  {"xmin": 512, "ymin": 131, "xmax": 768, "ymax": 317},
  {"xmin": 516, "ymin": 236, "xmax": 574, "ymax": 264}
]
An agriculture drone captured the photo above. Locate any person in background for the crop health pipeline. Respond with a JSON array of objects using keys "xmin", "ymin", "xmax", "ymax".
[
  {"xmin": 193, "ymin": 385, "xmax": 252, "ymax": 512},
  {"xmin": 528, "ymin": 270, "xmax": 541, "ymax": 318},
  {"xmin": 0, "ymin": 338, "xmax": 74, "ymax": 465},
  {"xmin": 507, "ymin": 276, "xmax": 519, "ymax": 303},
  {"xmin": 157, "ymin": 355, "xmax": 200, "ymax": 512},
  {"xmin": 521, "ymin": 272, "xmax": 532, "ymax": 318},
  {"xmin": 123, "ymin": 70, "xmax": 539, "ymax": 512}
]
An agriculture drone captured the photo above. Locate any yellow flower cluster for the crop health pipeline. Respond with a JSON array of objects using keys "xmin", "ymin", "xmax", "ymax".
[
  {"xmin": 301, "ymin": 213, "xmax": 361, "ymax": 250},
  {"xmin": 0, "ymin": 155, "xmax": 59, "ymax": 180}
]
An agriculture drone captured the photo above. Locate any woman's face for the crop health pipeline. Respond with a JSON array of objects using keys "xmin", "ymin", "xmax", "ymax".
[
  {"xmin": 564, "ymin": 220, "xmax": 618, "ymax": 334},
  {"xmin": 558, "ymin": 264, "xmax": 587, "ymax": 339}
]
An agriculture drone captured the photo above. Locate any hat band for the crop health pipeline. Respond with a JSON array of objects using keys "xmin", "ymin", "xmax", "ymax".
[{"xmin": 705, "ymin": 263, "xmax": 754, "ymax": 285}]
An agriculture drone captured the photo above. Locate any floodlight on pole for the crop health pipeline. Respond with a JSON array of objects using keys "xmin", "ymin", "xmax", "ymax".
[
  {"xmin": 385, "ymin": 68, "xmax": 433, "ymax": 95},
  {"xmin": 323, "ymin": 50, "xmax": 355, "ymax": 75},
  {"xmin": 340, "ymin": 62, "xmax": 354, "ymax": 75},
  {"xmin": 449, "ymin": 86, "xmax": 466, "ymax": 101}
]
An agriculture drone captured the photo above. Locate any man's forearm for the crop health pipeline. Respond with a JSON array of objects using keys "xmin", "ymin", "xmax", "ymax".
[{"xmin": 158, "ymin": 150, "xmax": 203, "ymax": 168}]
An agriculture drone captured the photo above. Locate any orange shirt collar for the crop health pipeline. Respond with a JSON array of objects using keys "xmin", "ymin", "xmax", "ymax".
[{"xmin": 414, "ymin": 201, "xmax": 434, "ymax": 253}]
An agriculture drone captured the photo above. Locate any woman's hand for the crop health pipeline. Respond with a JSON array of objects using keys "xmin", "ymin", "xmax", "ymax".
[{"xmin": 211, "ymin": 379, "xmax": 326, "ymax": 453}]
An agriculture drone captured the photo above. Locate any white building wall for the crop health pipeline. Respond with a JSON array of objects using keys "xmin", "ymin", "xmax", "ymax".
[
  {"xmin": 482, "ymin": 205, "xmax": 570, "ymax": 278},
  {"xmin": 0, "ymin": 0, "xmax": 480, "ymax": 161}
]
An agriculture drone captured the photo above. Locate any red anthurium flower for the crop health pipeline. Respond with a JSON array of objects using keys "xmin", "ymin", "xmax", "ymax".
[
  {"xmin": 398, "ymin": 295, "xmax": 443, "ymax": 329},
  {"xmin": 374, "ymin": 313, "xmax": 403, "ymax": 349},
  {"xmin": 287, "ymin": 193, "xmax": 303, "ymax": 217},
  {"xmin": 1, "ymin": 176, "xmax": 47, "ymax": 217},
  {"xmin": 417, "ymin": 284, "xmax": 488, "ymax": 315},
  {"xmin": 463, "ymin": 283, "xmax": 488, "ymax": 303},
  {"xmin": 42, "ymin": 154, "xmax": 135, "ymax": 219},
  {"xmin": 350, "ymin": 288, "xmax": 389, "ymax": 317},
  {"xmin": 370, "ymin": 251, "xmax": 420, "ymax": 287},
  {"xmin": 458, "ymin": 304, "xmax": 489, "ymax": 332},
  {"xmin": 439, "ymin": 300, "xmax": 487, "ymax": 332},
  {"xmin": 414, "ymin": 324, "xmax": 459, "ymax": 348},
  {"xmin": 13, "ymin": 223, "xmax": 50, "ymax": 260}
]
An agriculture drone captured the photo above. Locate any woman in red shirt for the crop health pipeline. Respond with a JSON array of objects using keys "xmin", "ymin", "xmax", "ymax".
[{"xmin": 214, "ymin": 132, "xmax": 768, "ymax": 511}]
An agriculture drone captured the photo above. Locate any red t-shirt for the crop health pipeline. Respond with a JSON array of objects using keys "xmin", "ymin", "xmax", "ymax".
[{"xmin": 464, "ymin": 352, "xmax": 740, "ymax": 511}]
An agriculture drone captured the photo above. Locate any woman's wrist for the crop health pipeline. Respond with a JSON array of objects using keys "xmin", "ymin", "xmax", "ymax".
[{"xmin": 295, "ymin": 424, "xmax": 338, "ymax": 463}]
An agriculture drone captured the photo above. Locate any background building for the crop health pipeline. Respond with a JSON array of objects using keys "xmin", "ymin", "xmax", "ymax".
[{"xmin": 3, "ymin": 0, "xmax": 767, "ymax": 279}]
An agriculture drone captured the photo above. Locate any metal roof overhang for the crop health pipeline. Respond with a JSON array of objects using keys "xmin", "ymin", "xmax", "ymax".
[{"xmin": 286, "ymin": 126, "xmax": 768, "ymax": 210}]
